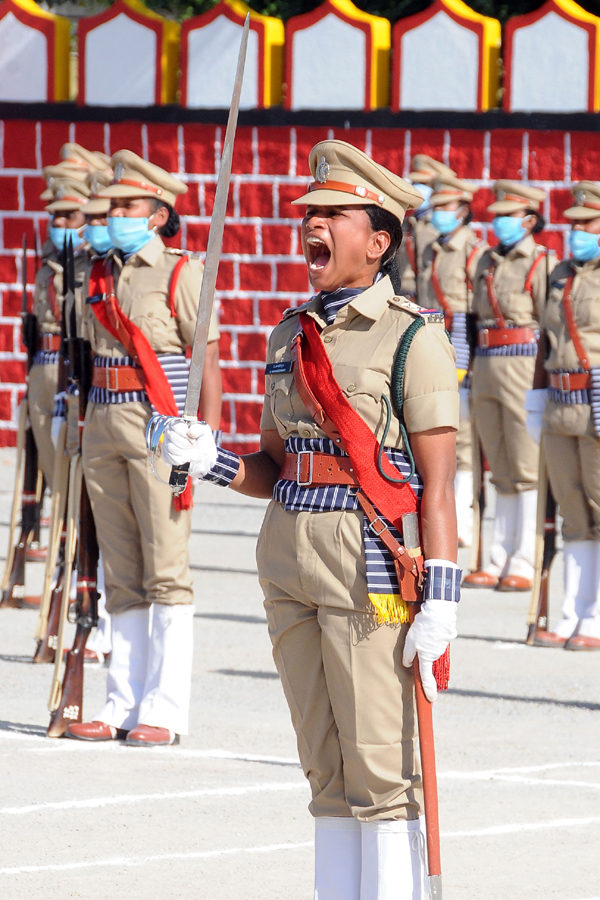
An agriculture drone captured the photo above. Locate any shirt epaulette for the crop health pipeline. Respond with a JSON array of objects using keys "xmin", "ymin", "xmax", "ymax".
[
  {"xmin": 164, "ymin": 247, "xmax": 186, "ymax": 256},
  {"xmin": 388, "ymin": 295, "xmax": 445, "ymax": 324}
]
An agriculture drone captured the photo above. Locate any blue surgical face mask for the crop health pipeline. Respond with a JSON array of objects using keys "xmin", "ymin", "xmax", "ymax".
[
  {"xmin": 492, "ymin": 216, "xmax": 527, "ymax": 247},
  {"xmin": 431, "ymin": 208, "xmax": 461, "ymax": 236},
  {"xmin": 107, "ymin": 216, "xmax": 155, "ymax": 254},
  {"xmin": 85, "ymin": 224, "xmax": 113, "ymax": 255},
  {"xmin": 49, "ymin": 226, "xmax": 85, "ymax": 252},
  {"xmin": 569, "ymin": 229, "xmax": 600, "ymax": 262},
  {"xmin": 412, "ymin": 183, "xmax": 433, "ymax": 209}
]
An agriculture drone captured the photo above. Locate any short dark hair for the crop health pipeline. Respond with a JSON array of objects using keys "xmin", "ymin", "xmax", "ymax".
[
  {"xmin": 150, "ymin": 199, "xmax": 180, "ymax": 238},
  {"xmin": 525, "ymin": 209, "xmax": 545, "ymax": 234},
  {"xmin": 363, "ymin": 205, "xmax": 403, "ymax": 293}
]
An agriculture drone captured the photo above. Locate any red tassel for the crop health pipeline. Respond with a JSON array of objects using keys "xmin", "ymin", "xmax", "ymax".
[
  {"xmin": 433, "ymin": 645, "xmax": 450, "ymax": 691},
  {"xmin": 173, "ymin": 480, "xmax": 193, "ymax": 512}
]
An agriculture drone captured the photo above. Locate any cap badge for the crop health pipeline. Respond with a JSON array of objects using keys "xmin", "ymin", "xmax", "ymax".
[
  {"xmin": 497, "ymin": 189, "xmax": 506, "ymax": 201},
  {"xmin": 575, "ymin": 190, "xmax": 586, "ymax": 206},
  {"xmin": 114, "ymin": 162, "xmax": 125, "ymax": 182},
  {"xmin": 316, "ymin": 156, "xmax": 330, "ymax": 184},
  {"xmin": 56, "ymin": 185, "xmax": 66, "ymax": 199},
  {"xmin": 90, "ymin": 177, "xmax": 100, "ymax": 195}
]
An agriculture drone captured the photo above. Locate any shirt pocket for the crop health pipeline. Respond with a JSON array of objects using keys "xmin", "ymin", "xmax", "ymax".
[{"xmin": 336, "ymin": 365, "xmax": 391, "ymax": 434}]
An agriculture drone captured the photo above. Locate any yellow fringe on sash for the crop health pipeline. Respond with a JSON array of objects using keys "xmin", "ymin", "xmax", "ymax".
[{"xmin": 368, "ymin": 593, "xmax": 409, "ymax": 625}]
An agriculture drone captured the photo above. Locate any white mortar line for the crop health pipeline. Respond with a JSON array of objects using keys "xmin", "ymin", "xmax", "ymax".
[
  {"xmin": 0, "ymin": 781, "xmax": 306, "ymax": 816},
  {"xmin": 0, "ymin": 840, "xmax": 313, "ymax": 876},
  {"xmin": 141, "ymin": 124, "xmax": 149, "ymax": 161},
  {"xmin": 34, "ymin": 122, "xmax": 42, "ymax": 172},
  {"xmin": 403, "ymin": 130, "xmax": 411, "ymax": 178},
  {"xmin": 482, "ymin": 131, "xmax": 491, "ymax": 182},
  {"xmin": 103, "ymin": 122, "xmax": 111, "ymax": 157},
  {"xmin": 443, "ymin": 130, "xmax": 451, "ymax": 167}
]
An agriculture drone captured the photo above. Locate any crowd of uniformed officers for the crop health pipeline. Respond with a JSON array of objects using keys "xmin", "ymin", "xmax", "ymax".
[{"xmin": 2, "ymin": 134, "xmax": 600, "ymax": 898}]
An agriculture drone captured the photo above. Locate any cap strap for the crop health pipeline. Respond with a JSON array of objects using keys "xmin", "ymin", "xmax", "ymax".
[
  {"xmin": 62, "ymin": 157, "xmax": 89, "ymax": 168},
  {"xmin": 113, "ymin": 177, "xmax": 163, "ymax": 197},
  {"xmin": 498, "ymin": 193, "xmax": 529, "ymax": 205},
  {"xmin": 308, "ymin": 180, "xmax": 385, "ymax": 206},
  {"xmin": 434, "ymin": 189, "xmax": 466, "ymax": 197},
  {"xmin": 582, "ymin": 200, "xmax": 600, "ymax": 210},
  {"xmin": 53, "ymin": 195, "xmax": 86, "ymax": 204}
]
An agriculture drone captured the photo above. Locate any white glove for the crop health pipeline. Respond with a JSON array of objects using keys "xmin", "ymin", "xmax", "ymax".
[
  {"xmin": 403, "ymin": 600, "xmax": 458, "ymax": 703},
  {"xmin": 51, "ymin": 415, "xmax": 64, "ymax": 450},
  {"xmin": 525, "ymin": 388, "xmax": 548, "ymax": 445},
  {"xmin": 458, "ymin": 386, "xmax": 470, "ymax": 421},
  {"xmin": 161, "ymin": 419, "xmax": 218, "ymax": 479}
]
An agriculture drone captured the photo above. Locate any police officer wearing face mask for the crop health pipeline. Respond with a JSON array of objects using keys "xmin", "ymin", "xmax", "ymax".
[
  {"xmin": 526, "ymin": 182, "xmax": 600, "ymax": 650},
  {"xmin": 465, "ymin": 181, "xmax": 556, "ymax": 592},
  {"xmin": 420, "ymin": 176, "xmax": 487, "ymax": 548},
  {"xmin": 395, "ymin": 155, "xmax": 457, "ymax": 302},
  {"xmin": 31, "ymin": 179, "xmax": 91, "ymax": 490},
  {"xmin": 66, "ymin": 150, "xmax": 222, "ymax": 746}
]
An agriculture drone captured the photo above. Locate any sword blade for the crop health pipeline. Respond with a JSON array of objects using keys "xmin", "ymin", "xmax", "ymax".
[{"xmin": 183, "ymin": 14, "xmax": 250, "ymax": 420}]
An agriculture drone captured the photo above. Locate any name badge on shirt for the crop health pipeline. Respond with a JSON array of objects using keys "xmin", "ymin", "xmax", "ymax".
[{"xmin": 265, "ymin": 360, "xmax": 293, "ymax": 374}]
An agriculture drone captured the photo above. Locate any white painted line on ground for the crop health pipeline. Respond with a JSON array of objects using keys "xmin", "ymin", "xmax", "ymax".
[
  {"xmin": 0, "ymin": 840, "xmax": 313, "ymax": 876},
  {"xmin": 26, "ymin": 741, "xmax": 302, "ymax": 766},
  {"xmin": 444, "ymin": 815, "xmax": 600, "ymax": 837},
  {"xmin": 440, "ymin": 760, "xmax": 600, "ymax": 780},
  {"xmin": 0, "ymin": 781, "xmax": 307, "ymax": 816},
  {"xmin": 476, "ymin": 775, "xmax": 600, "ymax": 790}
]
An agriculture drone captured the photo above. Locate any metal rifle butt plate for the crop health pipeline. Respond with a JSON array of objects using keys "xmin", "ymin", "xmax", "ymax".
[{"xmin": 429, "ymin": 874, "xmax": 442, "ymax": 900}]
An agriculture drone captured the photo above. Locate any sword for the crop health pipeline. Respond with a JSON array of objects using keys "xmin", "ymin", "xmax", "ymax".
[{"xmin": 167, "ymin": 15, "xmax": 250, "ymax": 495}]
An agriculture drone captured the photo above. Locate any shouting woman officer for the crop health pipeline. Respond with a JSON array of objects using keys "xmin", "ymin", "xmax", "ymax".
[
  {"xmin": 161, "ymin": 141, "xmax": 460, "ymax": 898},
  {"xmin": 67, "ymin": 150, "xmax": 221, "ymax": 746},
  {"xmin": 528, "ymin": 182, "xmax": 600, "ymax": 649}
]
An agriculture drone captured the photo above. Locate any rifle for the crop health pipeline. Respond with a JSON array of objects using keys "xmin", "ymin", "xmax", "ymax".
[
  {"xmin": 48, "ymin": 238, "xmax": 100, "ymax": 736},
  {"xmin": 526, "ymin": 449, "xmax": 557, "ymax": 645},
  {"xmin": 468, "ymin": 423, "xmax": 486, "ymax": 574},
  {"xmin": 1, "ymin": 237, "xmax": 41, "ymax": 608}
]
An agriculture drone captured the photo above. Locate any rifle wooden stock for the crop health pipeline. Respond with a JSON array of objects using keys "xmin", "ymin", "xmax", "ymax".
[
  {"xmin": 526, "ymin": 449, "xmax": 557, "ymax": 645},
  {"xmin": 47, "ymin": 476, "xmax": 99, "ymax": 737},
  {"xmin": 1, "ymin": 424, "xmax": 40, "ymax": 608},
  {"xmin": 1, "ymin": 400, "xmax": 27, "ymax": 594},
  {"xmin": 468, "ymin": 423, "xmax": 485, "ymax": 574},
  {"xmin": 33, "ymin": 549, "xmax": 65, "ymax": 664},
  {"xmin": 47, "ymin": 456, "xmax": 82, "ymax": 717},
  {"xmin": 34, "ymin": 420, "xmax": 68, "ymax": 646}
]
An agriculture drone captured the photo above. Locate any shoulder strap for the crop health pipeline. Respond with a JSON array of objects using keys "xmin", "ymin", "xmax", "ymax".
[
  {"xmin": 168, "ymin": 255, "xmax": 189, "ymax": 318},
  {"xmin": 465, "ymin": 242, "xmax": 483, "ymax": 290},
  {"xmin": 561, "ymin": 272, "xmax": 590, "ymax": 369},
  {"xmin": 485, "ymin": 258, "xmax": 507, "ymax": 328},
  {"xmin": 404, "ymin": 232, "xmax": 417, "ymax": 274},
  {"xmin": 524, "ymin": 249, "xmax": 548, "ymax": 296},
  {"xmin": 430, "ymin": 249, "xmax": 453, "ymax": 331}
]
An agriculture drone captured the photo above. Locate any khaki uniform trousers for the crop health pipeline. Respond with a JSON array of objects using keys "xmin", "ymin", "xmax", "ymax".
[
  {"xmin": 543, "ymin": 417, "xmax": 600, "ymax": 543},
  {"xmin": 28, "ymin": 361, "xmax": 58, "ymax": 490},
  {"xmin": 472, "ymin": 355, "xmax": 538, "ymax": 494},
  {"xmin": 257, "ymin": 502, "xmax": 423, "ymax": 823},
  {"xmin": 82, "ymin": 401, "xmax": 193, "ymax": 615}
]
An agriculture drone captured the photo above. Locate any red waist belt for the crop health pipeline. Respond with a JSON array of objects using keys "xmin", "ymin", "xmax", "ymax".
[
  {"xmin": 477, "ymin": 327, "xmax": 537, "ymax": 348},
  {"xmin": 91, "ymin": 364, "xmax": 145, "ymax": 393},
  {"xmin": 38, "ymin": 333, "xmax": 61, "ymax": 352},
  {"xmin": 280, "ymin": 452, "xmax": 359, "ymax": 487},
  {"xmin": 548, "ymin": 371, "xmax": 591, "ymax": 391}
]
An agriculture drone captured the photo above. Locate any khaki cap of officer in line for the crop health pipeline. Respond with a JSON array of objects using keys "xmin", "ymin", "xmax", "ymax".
[
  {"xmin": 563, "ymin": 181, "xmax": 600, "ymax": 220},
  {"xmin": 292, "ymin": 140, "xmax": 424, "ymax": 224},
  {"xmin": 430, "ymin": 175, "xmax": 476, "ymax": 206},
  {"xmin": 45, "ymin": 179, "xmax": 91, "ymax": 213},
  {"xmin": 83, "ymin": 171, "xmax": 112, "ymax": 216},
  {"xmin": 97, "ymin": 149, "xmax": 188, "ymax": 207},
  {"xmin": 408, "ymin": 154, "xmax": 456, "ymax": 185},
  {"xmin": 488, "ymin": 180, "xmax": 546, "ymax": 214},
  {"xmin": 59, "ymin": 143, "xmax": 112, "ymax": 174}
]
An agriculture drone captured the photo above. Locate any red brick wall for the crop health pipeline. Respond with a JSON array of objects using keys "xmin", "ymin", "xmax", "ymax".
[{"xmin": 0, "ymin": 120, "xmax": 590, "ymax": 450}]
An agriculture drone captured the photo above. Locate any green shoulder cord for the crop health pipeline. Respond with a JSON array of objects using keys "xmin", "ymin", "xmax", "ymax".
[{"xmin": 377, "ymin": 317, "xmax": 425, "ymax": 485}]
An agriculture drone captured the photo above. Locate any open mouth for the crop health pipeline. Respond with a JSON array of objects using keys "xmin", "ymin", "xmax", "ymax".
[{"xmin": 306, "ymin": 235, "xmax": 331, "ymax": 271}]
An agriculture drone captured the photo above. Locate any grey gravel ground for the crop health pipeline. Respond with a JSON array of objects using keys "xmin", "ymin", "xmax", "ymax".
[{"xmin": 0, "ymin": 447, "xmax": 599, "ymax": 900}]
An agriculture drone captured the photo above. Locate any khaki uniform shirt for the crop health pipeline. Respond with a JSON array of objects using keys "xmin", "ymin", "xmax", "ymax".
[
  {"xmin": 33, "ymin": 247, "xmax": 88, "ymax": 337},
  {"xmin": 396, "ymin": 216, "xmax": 439, "ymax": 301},
  {"xmin": 542, "ymin": 256, "xmax": 600, "ymax": 436},
  {"xmin": 260, "ymin": 275, "xmax": 459, "ymax": 448},
  {"xmin": 85, "ymin": 234, "xmax": 219, "ymax": 357},
  {"xmin": 421, "ymin": 225, "xmax": 486, "ymax": 315},
  {"xmin": 472, "ymin": 235, "xmax": 555, "ymax": 329}
]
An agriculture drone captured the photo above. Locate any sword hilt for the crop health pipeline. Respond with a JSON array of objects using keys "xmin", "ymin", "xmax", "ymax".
[{"xmin": 169, "ymin": 463, "xmax": 190, "ymax": 494}]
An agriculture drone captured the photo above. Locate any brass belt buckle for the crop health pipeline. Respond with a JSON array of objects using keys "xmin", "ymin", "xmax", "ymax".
[{"xmin": 296, "ymin": 450, "xmax": 313, "ymax": 486}]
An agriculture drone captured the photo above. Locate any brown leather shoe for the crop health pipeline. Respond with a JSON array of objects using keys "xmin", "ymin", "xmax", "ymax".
[
  {"xmin": 66, "ymin": 721, "xmax": 127, "ymax": 741},
  {"xmin": 564, "ymin": 634, "xmax": 600, "ymax": 651},
  {"xmin": 126, "ymin": 725, "xmax": 180, "ymax": 747},
  {"xmin": 533, "ymin": 630, "xmax": 567, "ymax": 648},
  {"xmin": 498, "ymin": 575, "xmax": 532, "ymax": 592},
  {"xmin": 462, "ymin": 571, "xmax": 499, "ymax": 589}
]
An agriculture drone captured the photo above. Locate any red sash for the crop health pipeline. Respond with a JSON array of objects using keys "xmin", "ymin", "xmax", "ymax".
[
  {"xmin": 297, "ymin": 312, "xmax": 450, "ymax": 690},
  {"xmin": 88, "ymin": 259, "xmax": 192, "ymax": 511}
]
